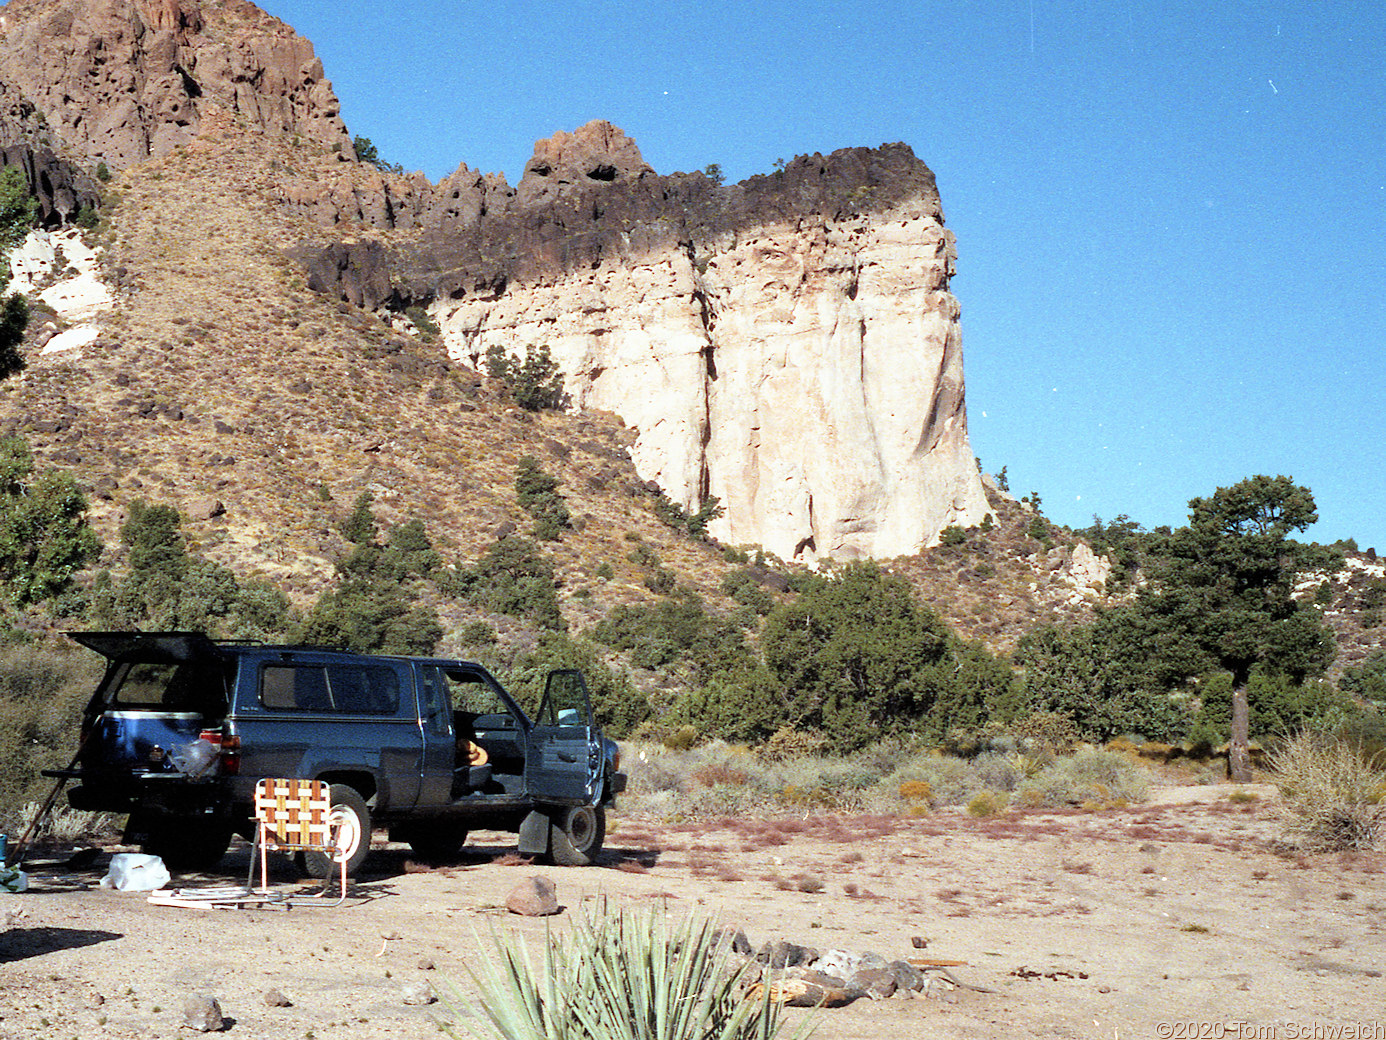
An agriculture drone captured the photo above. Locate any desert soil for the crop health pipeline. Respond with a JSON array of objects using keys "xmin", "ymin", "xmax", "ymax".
[{"xmin": 2, "ymin": 784, "xmax": 1383, "ymax": 1040}]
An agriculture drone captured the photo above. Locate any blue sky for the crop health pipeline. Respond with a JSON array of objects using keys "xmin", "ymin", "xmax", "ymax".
[{"xmin": 261, "ymin": 1, "xmax": 1385, "ymax": 551}]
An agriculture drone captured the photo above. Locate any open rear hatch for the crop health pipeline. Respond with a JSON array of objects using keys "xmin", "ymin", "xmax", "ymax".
[{"xmin": 68, "ymin": 632, "xmax": 234, "ymax": 777}]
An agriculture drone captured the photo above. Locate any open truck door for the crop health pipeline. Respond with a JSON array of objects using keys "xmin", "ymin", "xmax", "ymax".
[{"xmin": 524, "ymin": 669, "xmax": 598, "ymax": 805}]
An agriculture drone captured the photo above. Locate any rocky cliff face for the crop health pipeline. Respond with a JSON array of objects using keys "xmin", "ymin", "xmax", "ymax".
[
  {"xmin": 347, "ymin": 124, "xmax": 990, "ymax": 561},
  {"xmin": 0, "ymin": 0, "xmax": 351, "ymax": 168}
]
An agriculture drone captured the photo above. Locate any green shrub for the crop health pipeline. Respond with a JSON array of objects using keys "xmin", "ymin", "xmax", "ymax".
[
  {"xmin": 653, "ymin": 492, "xmax": 725, "ymax": 540},
  {"xmin": 0, "ymin": 292, "xmax": 27, "ymax": 380},
  {"xmin": 1010, "ymin": 711, "xmax": 1081, "ymax": 758},
  {"xmin": 500, "ymin": 630, "xmax": 650, "ymax": 737},
  {"xmin": 1341, "ymin": 649, "xmax": 1386, "ymax": 705},
  {"xmin": 643, "ymin": 567, "xmax": 675, "ymax": 594},
  {"xmin": 760, "ymin": 561, "xmax": 950, "ymax": 751},
  {"xmin": 95, "ymin": 162, "xmax": 111, "ymax": 182},
  {"xmin": 593, "ymin": 592, "xmax": 749, "ymax": 676},
  {"xmin": 486, "ymin": 343, "xmax": 567, "ymax": 411},
  {"xmin": 515, "ymin": 456, "xmax": 570, "ymax": 541},
  {"xmin": 938, "ymin": 525, "xmax": 967, "ymax": 547},
  {"xmin": 0, "ymin": 437, "xmax": 101, "ymax": 606},
  {"xmin": 457, "ymin": 620, "xmax": 497, "ymax": 646},
  {"xmin": 1269, "ymin": 731, "xmax": 1386, "ymax": 851},
  {"xmin": 626, "ymin": 541, "xmax": 660, "ymax": 568},
  {"xmin": 0, "ymin": 641, "xmax": 103, "ymax": 813},
  {"xmin": 675, "ymin": 668, "xmax": 786, "ymax": 744},
  {"xmin": 297, "ymin": 495, "xmax": 442, "ymax": 652},
  {"xmin": 92, "ymin": 499, "xmax": 287, "ymax": 638},
  {"xmin": 0, "ymin": 166, "xmax": 36, "ymax": 249},
  {"xmin": 404, "ymin": 305, "xmax": 440, "ymax": 341},
  {"xmin": 451, "ymin": 536, "xmax": 565, "ymax": 631},
  {"xmin": 721, "ymin": 568, "xmax": 774, "ymax": 614}
]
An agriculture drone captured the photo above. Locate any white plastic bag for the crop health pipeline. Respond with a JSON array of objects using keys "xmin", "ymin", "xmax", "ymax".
[
  {"xmin": 100, "ymin": 853, "xmax": 170, "ymax": 892},
  {"xmin": 169, "ymin": 739, "xmax": 218, "ymax": 777}
]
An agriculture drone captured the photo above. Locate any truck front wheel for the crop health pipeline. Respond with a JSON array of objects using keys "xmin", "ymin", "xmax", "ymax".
[
  {"xmin": 401, "ymin": 822, "xmax": 469, "ymax": 861},
  {"xmin": 548, "ymin": 804, "xmax": 605, "ymax": 866},
  {"xmin": 299, "ymin": 784, "xmax": 371, "ymax": 878}
]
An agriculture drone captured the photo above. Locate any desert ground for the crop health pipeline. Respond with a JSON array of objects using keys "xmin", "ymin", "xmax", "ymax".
[{"xmin": 2, "ymin": 784, "xmax": 1383, "ymax": 1040}]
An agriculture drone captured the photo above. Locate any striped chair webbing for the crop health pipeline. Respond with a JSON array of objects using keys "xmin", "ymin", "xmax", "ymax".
[{"xmin": 254, "ymin": 778, "xmax": 332, "ymax": 851}]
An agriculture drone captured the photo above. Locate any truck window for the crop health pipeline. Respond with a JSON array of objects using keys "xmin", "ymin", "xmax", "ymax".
[
  {"xmin": 445, "ymin": 669, "xmax": 508, "ymax": 717},
  {"xmin": 328, "ymin": 664, "xmax": 400, "ymax": 713},
  {"xmin": 260, "ymin": 663, "xmax": 401, "ymax": 713},
  {"xmin": 261, "ymin": 665, "xmax": 330, "ymax": 710},
  {"xmin": 537, "ymin": 670, "xmax": 589, "ymax": 727},
  {"xmin": 418, "ymin": 666, "xmax": 450, "ymax": 735},
  {"xmin": 103, "ymin": 660, "xmax": 229, "ymax": 714}
]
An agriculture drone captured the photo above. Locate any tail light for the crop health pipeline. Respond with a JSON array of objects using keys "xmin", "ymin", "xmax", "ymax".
[{"xmin": 198, "ymin": 730, "xmax": 242, "ymax": 776}]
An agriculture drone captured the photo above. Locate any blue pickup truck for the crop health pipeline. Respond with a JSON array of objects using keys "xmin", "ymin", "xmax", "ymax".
[{"xmin": 48, "ymin": 632, "xmax": 626, "ymax": 873}]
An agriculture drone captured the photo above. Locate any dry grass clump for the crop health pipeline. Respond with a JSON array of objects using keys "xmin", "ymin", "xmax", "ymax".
[
  {"xmin": 621, "ymin": 741, "xmax": 880, "ymax": 818},
  {"xmin": 1013, "ymin": 747, "xmax": 1149, "ymax": 809},
  {"xmin": 621, "ymin": 740, "xmax": 1151, "ymax": 820},
  {"xmin": 871, "ymin": 751, "xmax": 1022, "ymax": 811},
  {"xmin": 965, "ymin": 790, "xmax": 1009, "ymax": 817},
  {"xmin": 1269, "ymin": 731, "xmax": 1386, "ymax": 851}
]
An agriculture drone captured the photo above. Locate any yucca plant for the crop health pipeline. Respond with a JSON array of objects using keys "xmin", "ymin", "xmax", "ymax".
[{"xmin": 448, "ymin": 901, "xmax": 815, "ymax": 1040}]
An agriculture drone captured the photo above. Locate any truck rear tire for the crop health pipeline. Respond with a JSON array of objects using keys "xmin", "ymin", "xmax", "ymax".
[
  {"xmin": 299, "ymin": 784, "xmax": 371, "ymax": 878},
  {"xmin": 143, "ymin": 817, "xmax": 233, "ymax": 873},
  {"xmin": 548, "ymin": 804, "xmax": 605, "ymax": 866}
]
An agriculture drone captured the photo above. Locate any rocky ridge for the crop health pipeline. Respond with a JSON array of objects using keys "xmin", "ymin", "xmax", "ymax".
[
  {"xmin": 0, "ymin": 0, "xmax": 351, "ymax": 168},
  {"xmin": 0, "ymin": 0, "xmax": 988, "ymax": 562}
]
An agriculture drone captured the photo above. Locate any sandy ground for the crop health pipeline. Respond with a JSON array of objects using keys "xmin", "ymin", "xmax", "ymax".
[{"xmin": 2, "ymin": 784, "xmax": 1383, "ymax": 1040}]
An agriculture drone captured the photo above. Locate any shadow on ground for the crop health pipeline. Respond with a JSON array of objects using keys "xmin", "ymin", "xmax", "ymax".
[{"xmin": 0, "ymin": 926, "xmax": 121, "ymax": 963}]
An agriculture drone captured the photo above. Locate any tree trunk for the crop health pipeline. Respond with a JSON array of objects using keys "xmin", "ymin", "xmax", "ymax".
[{"xmin": 1229, "ymin": 684, "xmax": 1251, "ymax": 782}]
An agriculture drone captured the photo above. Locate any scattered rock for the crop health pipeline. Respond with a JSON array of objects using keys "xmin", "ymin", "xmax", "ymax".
[
  {"xmin": 401, "ymin": 981, "xmax": 437, "ymax": 1006},
  {"xmin": 715, "ymin": 931, "xmax": 759, "ymax": 959},
  {"xmin": 887, "ymin": 960, "xmax": 927, "ymax": 993},
  {"xmin": 505, "ymin": 876, "xmax": 559, "ymax": 917},
  {"xmin": 185, "ymin": 496, "xmax": 226, "ymax": 520},
  {"xmin": 847, "ymin": 966, "xmax": 897, "ymax": 1000},
  {"xmin": 416, "ymin": 957, "xmax": 436, "ymax": 971},
  {"xmin": 815, "ymin": 949, "xmax": 861, "ymax": 979},
  {"xmin": 263, "ymin": 988, "xmax": 292, "ymax": 1007},
  {"xmin": 181, "ymin": 993, "xmax": 226, "ymax": 1032},
  {"xmin": 757, "ymin": 940, "xmax": 817, "ymax": 969}
]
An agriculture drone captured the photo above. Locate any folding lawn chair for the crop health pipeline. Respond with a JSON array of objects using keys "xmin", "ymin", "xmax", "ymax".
[
  {"xmin": 248, "ymin": 778, "xmax": 349, "ymax": 907},
  {"xmin": 148, "ymin": 778, "xmax": 348, "ymax": 910}
]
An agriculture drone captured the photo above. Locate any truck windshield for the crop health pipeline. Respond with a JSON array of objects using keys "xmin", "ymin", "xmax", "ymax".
[{"xmin": 100, "ymin": 659, "xmax": 230, "ymax": 714}]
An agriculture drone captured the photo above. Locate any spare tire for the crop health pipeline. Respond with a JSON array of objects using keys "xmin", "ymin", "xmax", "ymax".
[{"xmin": 299, "ymin": 784, "xmax": 371, "ymax": 878}]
